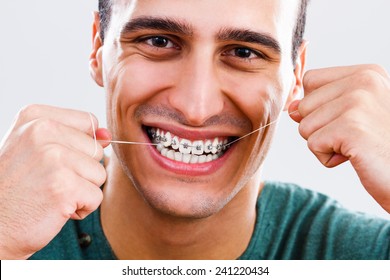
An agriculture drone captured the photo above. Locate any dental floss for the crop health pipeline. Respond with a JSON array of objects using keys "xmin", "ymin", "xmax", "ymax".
[
  {"xmin": 92, "ymin": 110, "xmax": 298, "ymax": 149},
  {"xmin": 109, "ymin": 140, "xmax": 158, "ymax": 146},
  {"xmin": 89, "ymin": 112, "xmax": 98, "ymax": 158}
]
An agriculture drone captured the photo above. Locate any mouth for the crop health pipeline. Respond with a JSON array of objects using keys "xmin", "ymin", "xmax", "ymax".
[{"xmin": 145, "ymin": 126, "xmax": 238, "ymax": 164}]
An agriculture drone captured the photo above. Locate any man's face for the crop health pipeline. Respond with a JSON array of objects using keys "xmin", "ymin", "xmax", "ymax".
[{"xmin": 93, "ymin": 0, "xmax": 304, "ymax": 218}]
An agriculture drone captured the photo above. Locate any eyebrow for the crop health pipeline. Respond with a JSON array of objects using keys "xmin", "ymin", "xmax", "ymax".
[
  {"xmin": 120, "ymin": 16, "xmax": 281, "ymax": 55},
  {"xmin": 120, "ymin": 16, "xmax": 193, "ymax": 37},
  {"xmin": 217, "ymin": 28, "xmax": 281, "ymax": 55}
]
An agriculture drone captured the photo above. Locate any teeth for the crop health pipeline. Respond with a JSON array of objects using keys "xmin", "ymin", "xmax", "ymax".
[
  {"xmin": 148, "ymin": 127, "xmax": 232, "ymax": 164},
  {"xmin": 216, "ymin": 142, "xmax": 223, "ymax": 153},
  {"xmin": 171, "ymin": 136, "xmax": 180, "ymax": 150},
  {"xmin": 190, "ymin": 155, "xmax": 199, "ymax": 164},
  {"xmin": 223, "ymin": 139, "xmax": 228, "ymax": 150},
  {"xmin": 192, "ymin": 140, "xmax": 204, "ymax": 155},
  {"xmin": 150, "ymin": 128, "xmax": 156, "ymax": 139},
  {"xmin": 155, "ymin": 129, "xmax": 161, "ymax": 143},
  {"xmin": 166, "ymin": 150, "xmax": 175, "ymax": 160},
  {"xmin": 157, "ymin": 143, "xmax": 164, "ymax": 152},
  {"xmin": 179, "ymin": 139, "xmax": 192, "ymax": 154},
  {"xmin": 198, "ymin": 155, "xmax": 207, "ymax": 164},
  {"xmin": 211, "ymin": 138, "xmax": 219, "ymax": 154},
  {"xmin": 161, "ymin": 148, "xmax": 168, "ymax": 157},
  {"xmin": 204, "ymin": 140, "xmax": 212, "ymax": 153},
  {"xmin": 182, "ymin": 153, "xmax": 191, "ymax": 163},
  {"xmin": 163, "ymin": 132, "xmax": 172, "ymax": 147},
  {"xmin": 174, "ymin": 152, "xmax": 182, "ymax": 162}
]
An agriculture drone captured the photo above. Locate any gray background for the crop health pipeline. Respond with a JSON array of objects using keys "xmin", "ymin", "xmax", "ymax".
[{"xmin": 1, "ymin": 1, "xmax": 389, "ymax": 218}]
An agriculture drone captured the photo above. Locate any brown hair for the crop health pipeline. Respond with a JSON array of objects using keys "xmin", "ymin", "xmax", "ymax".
[{"xmin": 98, "ymin": 0, "xmax": 309, "ymax": 62}]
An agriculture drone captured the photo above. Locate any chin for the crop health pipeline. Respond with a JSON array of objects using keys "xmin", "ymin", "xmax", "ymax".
[{"xmin": 135, "ymin": 179, "xmax": 236, "ymax": 219}]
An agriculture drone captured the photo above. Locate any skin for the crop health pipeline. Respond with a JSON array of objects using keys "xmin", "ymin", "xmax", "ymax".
[
  {"xmin": 0, "ymin": 0, "xmax": 389, "ymax": 260},
  {"xmin": 290, "ymin": 65, "xmax": 390, "ymax": 213},
  {"xmin": 90, "ymin": 0, "xmax": 304, "ymax": 259}
]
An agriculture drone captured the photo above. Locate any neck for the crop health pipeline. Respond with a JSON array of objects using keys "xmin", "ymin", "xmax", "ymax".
[{"xmin": 101, "ymin": 153, "xmax": 261, "ymax": 260}]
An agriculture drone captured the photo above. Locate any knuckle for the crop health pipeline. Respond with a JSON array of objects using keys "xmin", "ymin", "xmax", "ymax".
[
  {"xmin": 306, "ymin": 137, "xmax": 318, "ymax": 153},
  {"xmin": 297, "ymin": 99, "xmax": 310, "ymax": 117},
  {"xmin": 303, "ymin": 70, "xmax": 316, "ymax": 91},
  {"xmin": 17, "ymin": 104, "xmax": 41, "ymax": 123},
  {"xmin": 19, "ymin": 118, "xmax": 59, "ymax": 147},
  {"xmin": 343, "ymin": 89, "xmax": 369, "ymax": 110},
  {"xmin": 34, "ymin": 118, "xmax": 57, "ymax": 133},
  {"xmin": 95, "ymin": 164, "xmax": 107, "ymax": 186},
  {"xmin": 18, "ymin": 104, "xmax": 39, "ymax": 117},
  {"xmin": 365, "ymin": 64, "xmax": 389, "ymax": 77},
  {"xmin": 26, "ymin": 118, "xmax": 57, "ymax": 140},
  {"xmin": 353, "ymin": 69, "xmax": 383, "ymax": 90},
  {"xmin": 298, "ymin": 120, "xmax": 310, "ymax": 139},
  {"xmin": 342, "ymin": 110, "xmax": 368, "ymax": 135},
  {"xmin": 41, "ymin": 145, "xmax": 67, "ymax": 165},
  {"xmin": 94, "ymin": 188, "xmax": 104, "ymax": 205},
  {"xmin": 94, "ymin": 145, "xmax": 104, "ymax": 161},
  {"xmin": 44, "ymin": 169, "xmax": 72, "ymax": 200}
]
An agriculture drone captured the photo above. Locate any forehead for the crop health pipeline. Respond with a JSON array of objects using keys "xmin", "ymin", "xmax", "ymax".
[{"xmin": 108, "ymin": 0, "xmax": 300, "ymax": 50}]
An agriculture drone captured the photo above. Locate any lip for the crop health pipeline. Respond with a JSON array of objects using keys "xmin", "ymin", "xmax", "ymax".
[
  {"xmin": 142, "ymin": 121, "xmax": 239, "ymax": 141},
  {"xmin": 142, "ymin": 127, "xmax": 237, "ymax": 176}
]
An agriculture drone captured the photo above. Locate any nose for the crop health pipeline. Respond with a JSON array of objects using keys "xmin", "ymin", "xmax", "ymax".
[{"xmin": 168, "ymin": 48, "xmax": 224, "ymax": 126}]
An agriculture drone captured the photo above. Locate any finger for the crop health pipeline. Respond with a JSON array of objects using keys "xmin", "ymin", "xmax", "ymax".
[
  {"xmin": 304, "ymin": 64, "xmax": 389, "ymax": 94},
  {"xmin": 70, "ymin": 179, "xmax": 104, "ymax": 220},
  {"xmin": 22, "ymin": 118, "xmax": 104, "ymax": 160},
  {"xmin": 42, "ymin": 145, "xmax": 107, "ymax": 187},
  {"xmin": 16, "ymin": 104, "xmax": 99, "ymax": 137},
  {"xmin": 300, "ymin": 72, "xmax": 367, "ymax": 118},
  {"xmin": 65, "ymin": 150, "xmax": 107, "ymax": 187},
  {"xmin": 298, "ymin": 95, "xmax": 350, "ymax": 140},
  {"xmin": 96, "ymin": 128, "xmax": 112, "ymax": 148},
  {"xmin": 288, "ymin": 99, "xmax": 303, "ymax": 123},
  {"xmin": 301, "ymin": 67, "xmax": 389, "ymax": 119},
  {"xmin": 306, "ymin": 119, "xmax": 351, "ymax": 168}
]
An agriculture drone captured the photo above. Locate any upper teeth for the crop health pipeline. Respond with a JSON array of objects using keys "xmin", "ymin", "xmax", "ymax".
[{"xmin": 151, "ymin": 128, "xmax": 228, "ymax": 156}]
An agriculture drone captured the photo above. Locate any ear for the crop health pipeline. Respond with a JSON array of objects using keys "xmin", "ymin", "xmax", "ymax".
[
  {"xmin": 283, "ymin": 41, "xmax": 308, "ymax": 111},
  {"xmin": 89, "ymin": 12, "xmax": 104, "ymax": 87}
]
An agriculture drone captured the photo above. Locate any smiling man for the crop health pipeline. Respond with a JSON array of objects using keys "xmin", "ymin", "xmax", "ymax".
[{"xmin": 1, "ymin": 0, "xmax": 390, "ymax": 260}]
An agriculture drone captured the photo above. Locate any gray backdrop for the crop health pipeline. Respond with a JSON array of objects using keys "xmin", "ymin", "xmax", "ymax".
[{"xmin": 1, "ymin": 0, "xmax": 389, "ymax": 218}]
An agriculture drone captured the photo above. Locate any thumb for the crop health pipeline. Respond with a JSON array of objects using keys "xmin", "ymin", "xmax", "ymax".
[
  {"xmin": 288, "ymin": 99, "xmax": 303, "ymax": 123},
  {"xmin": 95, "ymin": 128, "xmax": 112, "ymax": 148}
]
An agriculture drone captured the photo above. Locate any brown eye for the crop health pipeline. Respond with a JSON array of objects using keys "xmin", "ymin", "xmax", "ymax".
[
  {"xmin": 145, "ymin": 36, "xmax": 175, "ymax": 48},
  {"xmin": 222, "ymin": 46, "xmax": 265, "ymax": 60},
  {"xmin": 234, "ymin": 48, "xmax": 254, "ymax": 58}
]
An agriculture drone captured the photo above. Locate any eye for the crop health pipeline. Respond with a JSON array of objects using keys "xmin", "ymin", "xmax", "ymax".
[
  {"xmin": 234, "ymin": 48, "xmax": 257, "ymax": 59},
  {"xmin": 225, "ymin": 47, "xmax": 262, "ymax": 59},
  {"xmin": 144, "ymin": 36, "xmax": 176, "ymax": 49}
]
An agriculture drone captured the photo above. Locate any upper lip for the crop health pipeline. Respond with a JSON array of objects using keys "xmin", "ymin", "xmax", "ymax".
[{"xmin": 142, "ymin": 121, "xmax": 241, "ymax": 141}]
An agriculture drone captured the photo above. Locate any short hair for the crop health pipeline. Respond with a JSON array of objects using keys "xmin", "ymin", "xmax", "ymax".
[{"xmin": 98, "ymin": 0, "xmax": 309, "ymax": 62}]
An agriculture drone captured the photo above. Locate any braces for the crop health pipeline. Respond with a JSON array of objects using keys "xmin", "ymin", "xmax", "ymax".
[
  {"xmin": 104, "ymin": 110, "xmax": 298, "ymax": 148},
  {"xmin": 151, "ymin": 133, "xmax": 227, "ymax": 153}
]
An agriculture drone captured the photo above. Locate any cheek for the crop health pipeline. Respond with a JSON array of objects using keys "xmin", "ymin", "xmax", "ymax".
[
  {"xmin": 107, "ymin": 56, "xmax": 178, "ymax": 107},
  {"xmin": 221, "ymin": 72, "xmax": 285, "ymax": 126}
]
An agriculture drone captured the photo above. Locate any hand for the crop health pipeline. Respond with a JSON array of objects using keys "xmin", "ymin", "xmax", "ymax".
[
  {"xmin": 289, "ymin": 65, "xmax": 390, "ymax": 213},
  {"xmin": 0, "ymin": 104, "xmax": 111, "ymax": 259}
]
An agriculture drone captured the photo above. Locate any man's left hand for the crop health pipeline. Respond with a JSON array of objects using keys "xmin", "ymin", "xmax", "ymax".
[{"xmin": 289, "ymin": 64, "xmax": 390, "ymax": 213}]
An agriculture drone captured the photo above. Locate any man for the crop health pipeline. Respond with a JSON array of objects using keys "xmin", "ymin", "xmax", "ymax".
[{"xmin": 1, "ymin": 0, "xmax": 390, "ymax": 260}]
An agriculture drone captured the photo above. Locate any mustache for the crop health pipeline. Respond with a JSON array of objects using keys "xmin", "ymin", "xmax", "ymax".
[{"xmin": 134, "ymin": 104, "xmax": 252, "ymax": 131}]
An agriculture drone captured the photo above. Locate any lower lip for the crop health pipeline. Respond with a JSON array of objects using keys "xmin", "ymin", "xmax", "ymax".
[{"xmin": 146, "ymin": 135, "xmax": 236, "ymax": 176}]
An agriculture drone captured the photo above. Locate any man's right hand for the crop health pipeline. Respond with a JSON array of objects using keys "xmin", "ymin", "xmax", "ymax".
[{"xmin": 0, "ymin": 104, "xmax": 111, "ymax": 259}]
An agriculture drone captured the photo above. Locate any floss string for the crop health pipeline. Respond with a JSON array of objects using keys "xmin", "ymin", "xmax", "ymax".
[
  {"xmin": 91, "ymin": 110, "xmax": 298, "ymax": 149},
  {"xmin": 89, "ymin": 112, "xmax": 98, "ymax": 158}
]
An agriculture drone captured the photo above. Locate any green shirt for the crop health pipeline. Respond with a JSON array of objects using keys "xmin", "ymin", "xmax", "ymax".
[{"xmin": 29, "ymin": 181, "xmax": 390, "ymax": 260}]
